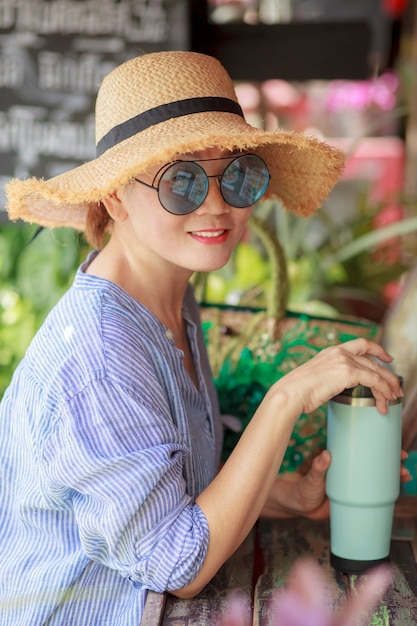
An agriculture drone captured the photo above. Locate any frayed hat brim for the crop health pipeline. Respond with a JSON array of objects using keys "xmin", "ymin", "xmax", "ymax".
[{"xmin": 6, "ymin": 52, "xmax": 345, "ymax": 230}]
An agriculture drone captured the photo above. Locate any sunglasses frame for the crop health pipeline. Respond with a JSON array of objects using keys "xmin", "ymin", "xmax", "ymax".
[{"xmin": 134, "ymin": 153, "xmax": 270, "ymax": 215}]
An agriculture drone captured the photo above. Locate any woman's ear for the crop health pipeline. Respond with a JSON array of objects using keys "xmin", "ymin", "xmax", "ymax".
[{"xmin": 102, "ymin": 191, "xmax": 129, "ymax": 222}]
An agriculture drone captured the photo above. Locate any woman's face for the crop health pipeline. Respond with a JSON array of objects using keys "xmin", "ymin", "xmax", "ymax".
[{"xmin": 110, "ymin": 148, "xmax": 254, "ymax": 276}]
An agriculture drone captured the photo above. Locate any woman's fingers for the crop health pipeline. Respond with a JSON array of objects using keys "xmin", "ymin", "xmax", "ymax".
[
  {"xmin": 321, "ymin": 340, "xmax": 401, "ymax": 403},
  {"xmin": 400, "ymin": 450, "xmax": 412, "ymax": 483},
  {"xmin": 278, "ymin": 339, "xmax": 403, "ymax": 416},
  {"xmin": 280, "ymin": 451, "xmax": 331, "ymax": 520}
]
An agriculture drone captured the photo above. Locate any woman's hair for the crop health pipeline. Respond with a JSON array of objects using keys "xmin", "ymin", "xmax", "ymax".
[{"xmin": 85, "ymin": 202, "xmax": 113, "ymax": 249}]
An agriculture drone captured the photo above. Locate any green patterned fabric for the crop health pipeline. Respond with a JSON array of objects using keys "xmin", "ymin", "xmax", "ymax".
[{"xmin": 201, "ymin": 308, "xmax": 378, "ymax": 473}]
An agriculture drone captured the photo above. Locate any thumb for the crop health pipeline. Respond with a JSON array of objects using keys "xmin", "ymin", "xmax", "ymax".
[
  {"xmin": 308, "ymin": 450, "xmax": 331, "ymax": 481},
  {"xmin": 296, "ymin": 450, "xmax": 331, "ymax": 520}
]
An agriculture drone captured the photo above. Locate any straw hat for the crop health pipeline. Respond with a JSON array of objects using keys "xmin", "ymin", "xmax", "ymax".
[{"xmin": 5, "ymin": 51, "xmax": 345, "ymax": 231}]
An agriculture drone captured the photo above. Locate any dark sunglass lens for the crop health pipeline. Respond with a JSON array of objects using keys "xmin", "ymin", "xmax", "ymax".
[
  {"xmin": 220, "ymin": 155, "xmax": 270, "ymax": 208},
  {"xmin": 158, "ymin": 162, "xmax": 208, "ymax": 215}
]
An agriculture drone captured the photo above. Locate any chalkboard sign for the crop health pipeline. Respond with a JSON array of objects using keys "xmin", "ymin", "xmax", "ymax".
[{"xmin": 0, "ymin": 0, "xmax": 189, "ymax": 216}]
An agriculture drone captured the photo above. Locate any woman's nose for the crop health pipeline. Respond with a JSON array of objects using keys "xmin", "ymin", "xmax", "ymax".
[{"xmin": 195, "ymin": 178, "xmax": 230, "ymax": 215}]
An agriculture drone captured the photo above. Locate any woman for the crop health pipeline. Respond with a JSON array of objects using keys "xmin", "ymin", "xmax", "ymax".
[{"xmin": 0, "ymin": 51, "xmax": 405, "ymax": 625}]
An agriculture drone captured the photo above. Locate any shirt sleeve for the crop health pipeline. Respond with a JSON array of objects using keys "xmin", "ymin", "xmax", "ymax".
[{"xmin": 41, "ymin": 377, "xmax": 210, "ymax": 592}]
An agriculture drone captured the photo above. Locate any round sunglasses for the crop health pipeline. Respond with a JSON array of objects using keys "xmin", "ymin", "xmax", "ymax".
[{"xmin": 134, "ymin": 154, "xmax": 270, "ymax": 215}]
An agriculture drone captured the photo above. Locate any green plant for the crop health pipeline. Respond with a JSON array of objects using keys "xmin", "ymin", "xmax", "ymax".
[
  {"xmin": 203, "ymin": 194, "xmax": 417, "ymax": 320},
  {"xmin": 0, "ymin": 223, "xmax": 89, "ymax": 396}
]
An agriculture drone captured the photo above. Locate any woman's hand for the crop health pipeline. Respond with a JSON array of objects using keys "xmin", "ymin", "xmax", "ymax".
[
  {"xmin": 273, "ymin": 338, "xmax": 403, "ymax": 416},
  {"xmin": 261, "ymin": 450, "xmax": 331, "ymax": 520},
  {"xmin": 261, "ymin": 449, "xmax": 412, "ymax": 521}
]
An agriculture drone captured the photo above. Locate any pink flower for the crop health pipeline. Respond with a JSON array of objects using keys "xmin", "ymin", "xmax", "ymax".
[{"xmin": 216, "ymin": 557, "xmax": 393, "ymax": 626}]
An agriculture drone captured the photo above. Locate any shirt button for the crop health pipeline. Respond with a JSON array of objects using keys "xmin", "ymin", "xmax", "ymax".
[{"xmin": 165, "ymin": 329, "xmax": 175, "ymax": 342}]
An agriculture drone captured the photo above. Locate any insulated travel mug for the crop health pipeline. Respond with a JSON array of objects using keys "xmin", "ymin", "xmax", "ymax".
[{"xmin": 326, "ymin": 381, "xmax": 403, "ymax": 573}]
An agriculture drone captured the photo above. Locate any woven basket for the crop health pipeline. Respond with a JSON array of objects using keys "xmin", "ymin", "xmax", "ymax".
[{"xmin": 197, "ymin": 215, "xmax": 380, "ymax": 474}]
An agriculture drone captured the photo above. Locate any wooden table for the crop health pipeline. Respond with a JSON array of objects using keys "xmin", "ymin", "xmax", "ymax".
[{"xmin": 143, "ymin": 495, "xmax": 417, "ymax": 625}]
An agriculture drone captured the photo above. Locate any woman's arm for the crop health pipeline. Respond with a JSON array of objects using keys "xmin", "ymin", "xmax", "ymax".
[
  {"xmin": 260, "ymin": 450, "xmax": 331, "ymax": 520},
  {"xmin": 173, "ymin": 338, "xmax": 403, "ymax": 598}
]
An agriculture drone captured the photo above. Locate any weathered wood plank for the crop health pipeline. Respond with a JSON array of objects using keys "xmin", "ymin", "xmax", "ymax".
[
  {"xmin": 395, "ymin": 495, "xmax": 417, "ymax": 519},
  {"xmin": 253, "ymin": 519, "xmax": 345, "ymax": 626},
  {"xmin": 160, "ymin": 528, "xmax": 255, "ymax": 625},
  {"xmin": 253, "ymin": 519, "xmax": 417, "ymax": 626},
  {"xmin": 394, "ymin": 495, "xmax": 417, "ymax": 563},
  {"xmin": 142, "ymin": 515, "xmax": 417, "ymax": 625},
  {"xmin": 142, "ymin": 590, "xmax": 167, "ymax": 626},
  {"xmin": 340, "ymin": 547, "xmax": 417, "ymax": 626}
]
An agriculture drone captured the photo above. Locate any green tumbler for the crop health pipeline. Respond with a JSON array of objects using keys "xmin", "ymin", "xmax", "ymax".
[{"xmin": 326, "ymin": 382, "xmax": 403, "ymax": 574}]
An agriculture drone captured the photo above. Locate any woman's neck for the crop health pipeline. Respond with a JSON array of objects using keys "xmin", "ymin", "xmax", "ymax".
[
  {"xmin": 86, "ymin": 241, "xmax": 199, "ymax": 388},
  {"xmin": 86, "ymin": 240, "xmax": 191, "ymax": 327}
]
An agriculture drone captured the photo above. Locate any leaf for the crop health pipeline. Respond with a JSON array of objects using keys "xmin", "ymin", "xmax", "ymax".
[{"xmin": 234, "ymin": 241, "xmax": 268, "ymax": 288}]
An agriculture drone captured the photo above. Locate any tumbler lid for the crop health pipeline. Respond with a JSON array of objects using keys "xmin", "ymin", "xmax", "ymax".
[
  {"xmin": 338, "ymin": 384, "xmax": 374, "ymax": 399},
  {"xmin": 331, "ymin": 376, "xmax": 403, "ymax": 406}
]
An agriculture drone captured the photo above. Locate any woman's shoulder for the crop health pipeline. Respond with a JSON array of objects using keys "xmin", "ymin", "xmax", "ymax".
[{"xmin": 26, "ymin": 274, "xmax": 160, "ymax": 389}]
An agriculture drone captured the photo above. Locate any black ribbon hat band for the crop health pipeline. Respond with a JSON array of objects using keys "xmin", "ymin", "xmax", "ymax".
[{"xmin": 96, "ymin": 96, "xmax": 244, "ymax": 157}]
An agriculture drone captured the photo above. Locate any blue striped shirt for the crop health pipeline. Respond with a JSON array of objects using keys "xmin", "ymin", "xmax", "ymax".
[{"xmin": 0, "ymin": 255, "xmax": 223, "ymax": 625}]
